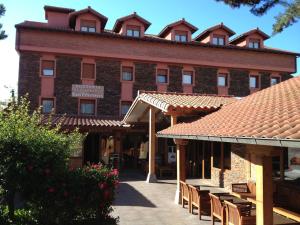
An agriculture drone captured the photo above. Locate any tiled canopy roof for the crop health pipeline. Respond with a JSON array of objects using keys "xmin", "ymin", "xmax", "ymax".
[
  {"xmin": 230, "ymin": 28, "xmax": 270, "ymax": 45},
  {"xmin": 41, "ymin": 115, "xmax": 126, "ymax": 129},
  {"xmin": 158, "ymin": 76, "xmax": 300, "ymax": 147},
  {"xmin": 138, "ymin": 91, "xmax": 237, "ymax": 112},
  {"xmin": 194, "ymin": 23, "xmax": 236, "ymax": 41},
  {"xmin": 123, "ymin": 91, "xmax": 237, "ymax": 123},
  {"xmin": 158, "ymin": 19, "xmax": 198, "ymax": 38},
  {"xmin": 113, "ymin": 12, "xmax": 151, "ymax": 33}
]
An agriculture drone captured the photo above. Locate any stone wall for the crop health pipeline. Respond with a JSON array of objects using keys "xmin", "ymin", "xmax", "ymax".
[
  {"xmin": 18, "ymin": 52, "xmax": 41, "ymax": 111},
  {"xmin": 55, "ymin": 56, "xmax": 81, "ymax": 115},
  {"xmin": 193, "ymin": 67, "xmax": 218, "ymax": 94},
  {"xmin": 133, "ymin": 62, "xmax": 156, "ymax": 98},
  {"xmin": 95, "ymin": 59, "xmax": 121, "ymax": 117},
  {"xmin": 211, "ymin": 143, "xmax": 248, "ymax": 190},
  {"xmin": 168, "ymin": 65, "xmax": 183, "ymax": 92}
]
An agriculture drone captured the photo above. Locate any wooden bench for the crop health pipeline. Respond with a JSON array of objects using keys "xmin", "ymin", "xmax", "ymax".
[
  {"xmin": 188, "ymin": 185, "xmax": 210, "ymax": 220},
  {"xmin": 231, "ymin": 182, "xmax": 256, "ymax": 204},
  {"xmin": 224, "ymin": 200, "xmax": 256, "ymax": 225},
  {"xmin": 232, "ymin": 181, "xmax": 300, "ymax": 222},
  {"xmin": 180, "ymin": 181, "xmax": 190, "ymax": 211},
  {"xmin": 209, "ymin": 193, "xmax": 226, "ymax": 225}
]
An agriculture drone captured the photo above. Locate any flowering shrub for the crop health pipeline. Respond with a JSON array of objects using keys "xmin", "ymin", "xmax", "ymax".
[{"xmin": 36, "ymin": 164, "xmax": 119, "ymax": 224}]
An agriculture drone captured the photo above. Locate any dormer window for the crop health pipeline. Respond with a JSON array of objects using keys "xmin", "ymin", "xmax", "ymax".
[
  {"xmin": 175, "ymin": 31, "xmax": 188, "ymax": 42},
  {"xmin": 212, "ymin": 35, "xmax": 225, "ymax": 46},
  {"xmin": 249, "ymin": 39, "xmax": 260, "ymax": 49},
  {"xmin": 182, "ymin": 71, "xmax": 193, "ymax": 85},
  {"xmin": 80, "ymin": 20, "xmax": 96, "ymax": 32},
  {"xmin": 126, "ymin": 25, "xmax": 141, "ymax": 37}
]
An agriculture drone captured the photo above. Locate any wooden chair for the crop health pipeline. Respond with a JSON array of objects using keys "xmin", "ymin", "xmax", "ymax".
[
  {"xmin": 224, "ymin": 200, "xmax": 256, "ymax": 225},
  {"xmin": 180, "ymin": 181, "xmax": 190, "ymax": 212},
  {"xmin": 209, "ymin": 193, "xmax": 226, "ymax": 225},
  {"xmin": 231, "ymin": 182, "xmax": 256, "ymax": 204},
  {"xmin": 188, "ymin": 185, "xmax": 211, "ymax": 220}
]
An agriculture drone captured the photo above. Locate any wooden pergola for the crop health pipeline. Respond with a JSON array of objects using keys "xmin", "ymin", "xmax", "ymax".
[
  {"xmin": 123, "ymin": 91, "xmax": 237, "ymax": 187},
  {"xmin": 157, "ymin": 76, "xmax": 300, "ymax": 225}
]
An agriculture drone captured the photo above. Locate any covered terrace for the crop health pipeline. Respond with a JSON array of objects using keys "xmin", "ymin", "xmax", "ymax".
[{"xmin": 157, "ymin": 76, "xmax": 300, "ymax": 225}]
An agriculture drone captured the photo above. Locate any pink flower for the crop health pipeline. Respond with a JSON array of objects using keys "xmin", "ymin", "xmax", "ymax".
[
  {"xmin": 104, "ymin": 190, "xmax": 111, "ymax": 200},
  {"xmin": 98, "ymin": 182, "xmax": 107, "ymax": 190},
  {"xmin": 112, "ymin": 169, "xmax": 119, "ymax": 176}
]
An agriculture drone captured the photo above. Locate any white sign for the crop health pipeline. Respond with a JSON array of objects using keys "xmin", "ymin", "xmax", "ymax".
[{"xmin": 72, "ymin": 84, "xmax": 104, "ymax": 98}]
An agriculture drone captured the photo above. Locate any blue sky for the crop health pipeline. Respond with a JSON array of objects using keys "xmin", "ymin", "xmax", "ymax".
[{"xmin": 0, "ymin": 0, "xmax": 299, "ymax": 100}]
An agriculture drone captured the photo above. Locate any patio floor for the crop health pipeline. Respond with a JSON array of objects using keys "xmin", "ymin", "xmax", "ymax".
[{"xmin": 112, "ymin": 170, "xmax": 299, "ymax": 225}]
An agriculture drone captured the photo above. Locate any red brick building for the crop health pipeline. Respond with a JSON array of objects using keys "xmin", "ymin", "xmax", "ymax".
[{"xmin": 16, "ymin": 5, "xmax": 297, "ymax": 170}]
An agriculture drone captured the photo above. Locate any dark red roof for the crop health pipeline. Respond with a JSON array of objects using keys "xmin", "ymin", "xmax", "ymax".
[
  {"xmin": 194, "ymin": 23, "xmax": 236, "ymax": 41},
  {"xmin": 69, "ymin": 6, "xmax": 108, "ymax": 30},
  {"xmin": 158, "ymin": 19, "xmax": 198, "ymax": 38},
  {"xmin": 112, "ymin": 12, "xmax": 151, "ymax": 33},
  {"xmin": 44, "ymin": 5, "xmax": 75, "ymax": 14},
  {"xmin": 230, "ymin": 28, "xmax": 270, "ymax": 45}
]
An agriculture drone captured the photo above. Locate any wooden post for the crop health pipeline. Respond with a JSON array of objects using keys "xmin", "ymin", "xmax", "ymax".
[
  {"xmin": 174, "ymin": 139, "xmax": 188, "ymax": 204},
  {"xmin": 211, "ymin": 142, "xmax": 214, "ymax": 172},
  {"xmin": 256, "ymin": 155, "xmax": 273, "ymax": 225},
  {"xmin": 280, "ymin": 150, "xmax": 284, "ymax": 181},
  {"xmin": 146, "ymin": 106, "xmax": 157, "ymax": 183},
  {"xmin": 202, "ymin": 142, "xmax": 205, "ymax": 179},
  {"xmin": 246, "ymin": 153, "xmax": 251, "ymax": 180}
]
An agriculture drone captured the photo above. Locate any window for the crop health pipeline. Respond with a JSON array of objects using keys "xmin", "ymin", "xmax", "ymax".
[
  {"xmin": 80, "ymin": 20, "xmax": 96, "ymax": 33},
  {"xmin": 42, "ymin": 60, "xmax": 55, "ymax": 76},
  {"xmin": 157, "ymin": 69, "xmax": 168, "ymax": 84},
  {"xmin": 249, "ymin": 39, "xmax": 260, "ymax": 49},
  {"xmin": 41, "ymin": 98, "xmax": 54, "ymax": 114},
  {"xmin": 82, "ymin": 63, "xmax": 95, "ymax": 79},
  {"xmin": 80, "ymin": 99, "xmax": 95, "ymax": 115},
  {"xmin": 126, "ymin": 26, "xmax": 140, "ymax": 37},
  {"xmin": 122, "ymin": 66, "xmax": 133, "ymax": 81},
  {"xmin": 218, "ymin": 74, "xmax": 228, "ymax": 87},
  {"xmin": 213, "ymin": 142, "xmax": 231, "ymax": 170},
  {"xmin": 182, "ymin": 71, "xmax": 193, "ymax": 85},
  {"xmin": 175, "ymin": 31, "xmax": 188, "ymax": 42},
  {"xmin": 249, "ymin": 75, "xmax": 259, "ymax": 88},
  {"xmin": 121, "ymin": 101, "xmax": 132, "ymax": 116},
  {"xmin": 271, "ymin": 77, "xmax": 280, "ymax": 86},
  {"xmin": 212, "ymin": 35, "xmax": 225, "ymax": 46}
]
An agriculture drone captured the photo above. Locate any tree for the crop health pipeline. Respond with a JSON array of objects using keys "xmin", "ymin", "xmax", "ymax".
[
  {"xmin": 0, "ymin": 3, "xmax": 7, "ymax": 39},
  {"xmin": 216, "ymin": 0, "xmax": 300, "ymax": 33}
]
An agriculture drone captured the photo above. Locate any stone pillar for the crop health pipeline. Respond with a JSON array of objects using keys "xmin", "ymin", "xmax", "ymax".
[
  {"xmin": 174, "ymin": 139, "xmax": 188, "ymax": 204},
  {"xmin": 146, "ymin": 106, "xmax": 157, "ymax": 183}
]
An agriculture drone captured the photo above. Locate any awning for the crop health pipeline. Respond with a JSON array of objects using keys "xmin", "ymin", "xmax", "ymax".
[{"xmin": 123, "ymin": 91, "xmax": 237, "ymax": 123}]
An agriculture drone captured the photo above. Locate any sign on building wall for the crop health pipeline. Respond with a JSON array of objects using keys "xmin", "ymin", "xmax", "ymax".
[{"xmin": 72, "ymin": 84, "xmax": 104, "ymax": 98}]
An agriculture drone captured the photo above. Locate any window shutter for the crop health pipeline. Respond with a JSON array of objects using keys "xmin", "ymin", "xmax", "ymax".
[{"xmin": 82, "ymin": 63, "xmax": 95, "ymax": 79}]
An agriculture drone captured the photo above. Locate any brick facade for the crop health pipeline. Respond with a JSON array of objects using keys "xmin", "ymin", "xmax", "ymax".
[
  {"xmin": 55, "ymin": 56, "xmax": 81, "ymax": 115},
  {"xmin": 168, "ymin": 65, "xmax": 183, "ymax": 92},
  {"xmin": 18, "ymin": 52, "xmax": 41, "ymax": 111},
  {"xmin": 228, "ymin": 69, "xmax": 250, "ymax": 97},
  {"xmin": 193, "ymin": 67, "xmax": 218, "ymax": 94},
  {"xmin": 211, "ymin": 143, "xmax": 248, "ymax": 189},
  {"xmin": 95, "ymin": 59, "xmax": 121, "ymax": 117},
  {"xmin": 133, "ymin": 62, "xmax": 156, "ymax": 98}
]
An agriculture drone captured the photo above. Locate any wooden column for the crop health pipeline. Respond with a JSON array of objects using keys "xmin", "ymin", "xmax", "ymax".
[
  {"xmin": 256, "ymin": 155, "xmax": 273, "ymax": 225},
  {"xmin": 246, "ymin": 153, "xmax": 251, "ymax": 180},
  {"xmin": 280, "ymin": 150, "xmax": 284, "ymax": 181},
  {"xmin": 146, "ymin": 106, "xmax": 157, "ymax": 183},
  {"xmin": 202, "ymin": 142, "xmax": 205, "ymax": 179},
  {"xmin": 174, "ymin": 139, "xmax": 188, "ymax": 204}
]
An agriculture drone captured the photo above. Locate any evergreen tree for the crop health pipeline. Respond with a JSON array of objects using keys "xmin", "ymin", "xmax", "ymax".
[
  {"xmin": 216, "ymin": 0, "xmax": 300, "ymax": 33},
  {"xmin": 0, "ymin": 4, "xmax": 7, "ymax": 40}
]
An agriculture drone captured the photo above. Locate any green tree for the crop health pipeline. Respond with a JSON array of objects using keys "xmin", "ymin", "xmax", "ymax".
[
  {"xmin": 0, "ymin": 97, "xmax": 82, "ymax": 220},
  {"xmin": 0, "ymin": 3, "xmax": 7, "ymax": 39},
  {"xmin": 216, "ymin": 0, "xmax": 300, "ymax": 33}
]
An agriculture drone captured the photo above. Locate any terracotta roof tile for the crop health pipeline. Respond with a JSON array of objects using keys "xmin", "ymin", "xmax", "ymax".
[
  {"xmin": 137, "ymin": 91, "xmax": 237, "ymax": 112},
  {"xmin": 41, "ymin": 115, "xmax": 126, "ymax": 128},
  {"xmin": 158, "ymin": 76, "xmax": 300, "ymax": 142}
]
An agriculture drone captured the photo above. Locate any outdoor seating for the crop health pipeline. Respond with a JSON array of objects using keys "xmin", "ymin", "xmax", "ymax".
[
  {"xmin": 180, "ymin": 181, "xmax": 190, "ymax": 211},
  {"xmin": 209, "ymin": 193, "xmax": 226, "ymax": 225},
  {"xmin": 231, "ymin": 182, "xmax": 256, "ymax": 204},
  {"xmin": 188, "ymin": 184, "xmax": 211, "ymax": 220},
  {"xmin": 224, "ymin": 200, "xmax": 256, "ymax": 225}
]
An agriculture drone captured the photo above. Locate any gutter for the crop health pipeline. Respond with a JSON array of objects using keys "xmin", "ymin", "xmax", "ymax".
[{"xmin": 156, "ymin": 133, "xmax": 300, "ymax": 148}]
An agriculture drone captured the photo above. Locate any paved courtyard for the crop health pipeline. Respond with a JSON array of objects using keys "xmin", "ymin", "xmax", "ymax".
[{"xmin": 112, "ymin": 170, "xmax": 299, "ymax": 225}]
